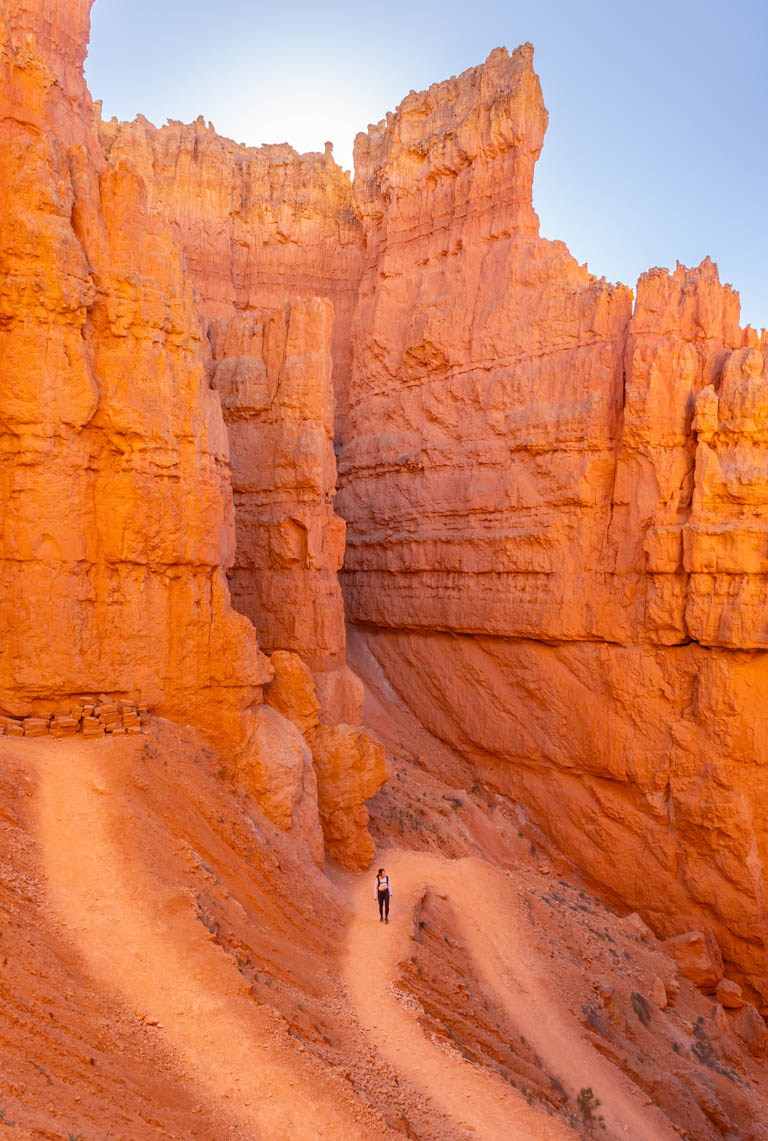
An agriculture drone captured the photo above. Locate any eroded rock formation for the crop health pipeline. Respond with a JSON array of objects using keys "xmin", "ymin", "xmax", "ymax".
[
  {"xmin": 0, "ymin": 0, "xmax": 268, "ymax": 747},
  {"xmin": 335, "ymin": 47, "xmax": 768, "ymax": 1001},
  {"xmin": 0, "ymin": 0, "xmax": 384, "ymax": 869},
  {"xmin": 96, "ymin": 96, "xmax": 385, "ymax": 854},
  {"xmin": 99, "ymin": 107, "xmax": 374, "ymax": 725},
  {"xmin": 266, "ymin": 650, "xmax": 388, "ymax": 868},
  {"xmin": 97, "ymin": 112, "xmax": 362, "ymax": 414},
  {"xmin": 208, "ymin": 299, "xmax": 345, "ymax": 675},
  {"xmin": 3, "ymin": 0, "xmax": 768, "ymax": 1002}
]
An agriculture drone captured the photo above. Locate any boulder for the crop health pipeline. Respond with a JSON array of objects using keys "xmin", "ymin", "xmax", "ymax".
[
  {"xmin": 736, "ymin": 1004, "xmax": 768, "ymax": 1058},
  {"xmin": 661, "ymin": 931, "xmax": 724, "ymax": 991},
  {"xmin": 716, "ymin": 978, "xmax": 744, "ymax": 1010}
]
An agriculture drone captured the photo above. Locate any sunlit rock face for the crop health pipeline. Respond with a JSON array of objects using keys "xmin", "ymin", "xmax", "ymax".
[
  {"xmin": 97, "ymin": 114, "xmax": 363, "ymax": 412},
  {"xmin": 0, "ymin": 0, "xmax": 269, "ymax": 747},
  {"xmin": 99, "ymin": 107, "xmax": 371, "ymax": 730},
  {"xmin": 265, "ymin": 650, "xmax": 389, "ymax": 869},
  {"xmin": 4, "ymin": 1, "xmax": 768, "ymax": 984},
  {"xmin": 340, "ymin": 45, "xmax": 632, "ymax": 640},
  {"xmin": 335, "ymin": 45, "xmax": 768, "ymax": 998},
  {"xmin": 0, "ymin": 0, "xmax": 385, "ymax": 868}
]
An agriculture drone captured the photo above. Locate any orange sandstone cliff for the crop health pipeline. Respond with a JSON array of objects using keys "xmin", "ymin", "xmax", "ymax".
[
  {"xmin": 0, "ymin": 0, "xmax": 268, "ymax": 744},
  {"xmin": 96, "ymin": 107, "xmax": 386, "ymax": 864},
  {"xmin": 336, "ymin": 46, "xmax": 768, "ymax": 1001},
  {"xmin": 97, "ymin": 113, "xmax": 362, "ymax": 426},
  {"xmin": 96, "ymin": 113, "xmax": 362, "ymax": 711},
  {"xmin": 0, "ymin": 0, "xmax": 384, "ymax": 869},
  {"xmin": 3, "ymin": 0, "xmax": 768, "ymax": 1012}
]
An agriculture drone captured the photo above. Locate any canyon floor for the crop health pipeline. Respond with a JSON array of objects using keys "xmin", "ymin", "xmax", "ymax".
[{"xmin": 1, "ymin": 630, "xmax": 766, "ymax": 1141}]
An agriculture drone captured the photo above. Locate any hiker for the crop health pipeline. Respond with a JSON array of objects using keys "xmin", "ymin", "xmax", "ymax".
[{"xmin": 374, "ymin": 867, "xmax": 392, "ymax": 923}]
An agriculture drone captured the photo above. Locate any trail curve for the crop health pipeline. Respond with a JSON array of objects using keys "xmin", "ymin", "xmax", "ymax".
[{"xmin": 344, "ymin": 850, "xmax": 679, "ymax": 1141}]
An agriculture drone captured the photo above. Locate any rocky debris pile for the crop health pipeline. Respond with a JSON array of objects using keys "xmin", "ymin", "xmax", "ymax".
[
  {"xmin": 659, "ymin": 927, "xmax": 768, "ymax": 1060},
  {"xmin": 0, "ymin": 699, "xmax": 150, "ymax": 740},
  {"xmin": 662, "ymin": 929, "xmax": 724, "ymax": 991}
]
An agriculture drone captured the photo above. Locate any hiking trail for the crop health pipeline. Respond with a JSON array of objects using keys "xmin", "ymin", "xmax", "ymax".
[
  {"xmin": 343, "ymin": 850, "xmax": 679, "ymax": 1141},
  {"xmin": 35, "ymin": 741, "xmax": 678, "ymax": 1140},
  {"xmin": 35, "ymin": 743, "xmax": 380, "ymax": 1140}
]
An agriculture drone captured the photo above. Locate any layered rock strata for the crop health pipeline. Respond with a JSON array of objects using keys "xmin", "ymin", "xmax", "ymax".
[
  {"xmin": 0, "ymin": 0, "xmax": 267, "ymax": 747},
  {"xmin": 99, "ymin": 108, "xmax": 368, "ymax": 728},
  {"xmin": 0, "ymin": 699, "xmax": 150, "ymax": 739},
  {"xmin": 614, "ymin": 260, "xmax": 766, "ymax": 643},
  {"xmin": 0, "ymin": 0, "xmax": 384, "ymax": 867},
  {"xmin": 336, "ymin": 47, "xmax": 768, "ymax": 999},
  {"xmin": 207, "ymin": 298, "xmax": 349, "ymax": 709},
  {"xmin": 4, "ymin": 0, "xmax": 768, "ymax": 993},
  {"xmin": 97, "ymin": 113, "xmax": 362, "ymax": 412}
]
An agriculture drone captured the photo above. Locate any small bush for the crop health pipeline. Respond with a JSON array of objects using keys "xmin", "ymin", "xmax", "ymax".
[{"xmin": 577, "ymin": 1087, "xmax": 605, "ymax": 1133}]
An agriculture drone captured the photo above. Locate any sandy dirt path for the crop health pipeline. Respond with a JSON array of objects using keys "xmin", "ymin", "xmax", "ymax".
[
  {"xmin": 36, "ymin": 744, "xmax": 383, "ymax": 1141},
  {"xmin": 344, "ymin": 851, "xmax": 679, "ymax": 1141},
  {"xmin": 32, "ymin": 738, "xmax": 680, "ymax": 1141},
  {"xmin": 344, "ymin": 851, "xmax": 574, "ymax": 1140}
]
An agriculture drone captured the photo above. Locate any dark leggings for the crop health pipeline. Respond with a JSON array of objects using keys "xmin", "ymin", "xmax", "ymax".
[{"xmin": 378, "ymin": 889, "xmax": 390, "ymax": 919}]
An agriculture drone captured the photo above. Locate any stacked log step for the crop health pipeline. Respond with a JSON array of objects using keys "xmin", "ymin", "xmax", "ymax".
[{"xmin": 0, "ymin": 698, "xmax": 151, "ymax": 740}]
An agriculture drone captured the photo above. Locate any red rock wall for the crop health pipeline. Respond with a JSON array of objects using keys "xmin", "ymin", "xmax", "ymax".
[
  {"xmin": 337, "ymin": 46, "xmax": 768, "ymax": 998},
  {"xmin": 208, "ymin": 297, "xmax": 346, "ymax": 674},
  {"xmin": 99, "ymin": 110, "xmax": 366, "ymax": 726},
  {"xmin": 0, "ymin": 0, "xmax": 271, "ymax": 747},
  {"xmin": 5, "ymin": 5, "xmax": 768, "ymax": 959},
  {"xmin": 97, "ymin": 114, "xmax": 362, "ymax": 412},
  {"xmin": 339, "ymin": 45, "xmax": 633, "ymax": 639},
  {"xmin": 612, "ymin": 259, "xmax": 766, "ymax": 644},
  {"xmin": 0, "ymin": 0, "xmax": 385, "ymax": 869}
]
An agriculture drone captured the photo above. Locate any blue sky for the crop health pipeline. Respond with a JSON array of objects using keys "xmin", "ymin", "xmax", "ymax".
[{"xmin": 86, "ymin": 0, "xmax": 766, "ymax": 331}]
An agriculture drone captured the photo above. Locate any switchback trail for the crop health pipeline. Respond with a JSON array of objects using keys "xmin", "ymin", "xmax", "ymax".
[
  {"xmin": 33, "ymin": 738, "xmax": 679, "ymax": 1141},
  {"xmin": 35, "ymin": 743, "xmax": 383, "ymax": 1141},
  {"xmin": 343, "ymin": 850, "xmax": 679, "ymax": 1141}
]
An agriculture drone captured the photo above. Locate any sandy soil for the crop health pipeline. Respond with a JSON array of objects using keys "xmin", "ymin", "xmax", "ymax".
[
  {"xmin": 344, "ymin": 851, "xmax": 574, "ymax": 1140},
  {"xmin": 30, "ymin": 736, "xmax": 579, "ymax": 1139},
  {"xmin": 343, "ymin": 851, "xmax": 679, "ymax": 1140},
  {"xmin": 36, "ymin": 741, "xmax": 378, "ymax": 1141},
  {"xmin": 1, "ymin": 651, "xmax": 767, "ymax": 1139}
]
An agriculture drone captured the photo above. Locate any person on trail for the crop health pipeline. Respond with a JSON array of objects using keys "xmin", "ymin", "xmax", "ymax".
[{"xmin": 375, "ymin": 867, "xmax": 392, "ymax": 923}]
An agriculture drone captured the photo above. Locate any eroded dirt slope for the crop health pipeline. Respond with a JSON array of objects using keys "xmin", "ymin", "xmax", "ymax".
[{"xmin": 2, "ymin": 672, "xmax": 767, "ymax": 1139}]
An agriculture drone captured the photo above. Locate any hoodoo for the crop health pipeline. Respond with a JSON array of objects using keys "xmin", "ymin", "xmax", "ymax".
[{"xmin": 1, "ymin": 2, "xmax": 767, "ymax": 1138}]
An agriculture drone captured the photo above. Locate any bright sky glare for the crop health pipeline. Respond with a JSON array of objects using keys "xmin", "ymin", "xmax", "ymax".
[{"xmin": 85, "ymin": 0, "xmax": 767, "ymax": 331}]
